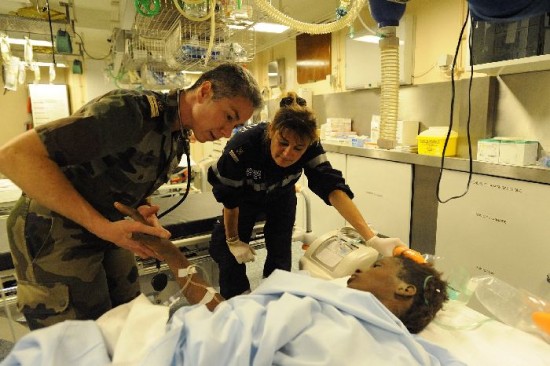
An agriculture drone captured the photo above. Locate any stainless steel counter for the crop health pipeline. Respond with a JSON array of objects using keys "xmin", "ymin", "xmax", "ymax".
[{"xmin": 323, "ymin": 143, "xmax": 550, "ymax": 185}]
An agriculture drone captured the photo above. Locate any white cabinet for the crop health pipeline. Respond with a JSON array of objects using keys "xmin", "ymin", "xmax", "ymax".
[
  {"xmin": 298, "ymin": 153, "xmax": 414, "ymax": 244},
  {"xmin": 297, "ymin": 152, "xmax": 347, "ymax": 239},
  {"xmin": 345, "ymin": 155, "xmax": 413, "ymax": 242},
  {"xmin": 435, "ymin": 170, "xmax": 550, "ymax": 310}
]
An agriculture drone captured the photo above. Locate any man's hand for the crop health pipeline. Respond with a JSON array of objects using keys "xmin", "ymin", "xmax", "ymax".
[
  {"xmin": 226, "ymin": 238, "xmax": 256, "ymax": 264},
  {"xmin": 112, "ymin": 202, "xmax": 173, "ymax": 259},
  {"xmin": 137, "ymin": 204, "xmax": 162, "ymax": 228}
]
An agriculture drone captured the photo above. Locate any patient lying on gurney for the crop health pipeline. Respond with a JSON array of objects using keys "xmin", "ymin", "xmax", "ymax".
[{"xmin": 2, "ymin": 204, "xmax": 462, "ymax": 366}]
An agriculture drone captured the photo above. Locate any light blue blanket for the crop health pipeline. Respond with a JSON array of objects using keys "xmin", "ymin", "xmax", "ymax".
[{"xmin": 1, "ymin": 270, "xmax": 465, "ymax": 365}]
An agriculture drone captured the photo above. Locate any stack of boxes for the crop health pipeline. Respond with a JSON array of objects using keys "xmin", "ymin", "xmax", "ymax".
[
  {"xmin": 320, "ymin": 118, "xmax": 359, "ymax": 145},
  {"xmin": 477, "ymin": 138, "xmax": 539, "ymax": 166},
  {"xmin": 370, "ymin": 115, "xmax": 419, "ymax": 152}
]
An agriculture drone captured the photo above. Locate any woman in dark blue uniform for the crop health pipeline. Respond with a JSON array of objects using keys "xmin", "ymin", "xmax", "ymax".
[{"xmin": 208, "ymin": 92, "xmax": 406, "ymax": 299}]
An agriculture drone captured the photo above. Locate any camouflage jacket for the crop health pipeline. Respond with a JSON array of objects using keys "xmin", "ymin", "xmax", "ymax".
[{"xmin": 36, "ymin": 89, "xmax": 184, "ymax": 220}]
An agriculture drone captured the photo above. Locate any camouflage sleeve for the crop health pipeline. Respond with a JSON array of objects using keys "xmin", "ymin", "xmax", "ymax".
[{"xmin": 35, "ymin": 90, "xmax": 164, "ymax": 166}]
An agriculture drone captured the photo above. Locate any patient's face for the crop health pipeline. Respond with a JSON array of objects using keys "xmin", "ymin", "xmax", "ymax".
[{"xmin": 346, "ymin": 257, "xmax": 404, "ymax": 303}]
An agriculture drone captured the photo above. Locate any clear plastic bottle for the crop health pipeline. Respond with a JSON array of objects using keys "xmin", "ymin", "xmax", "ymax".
[{"xmin": 474, "ymin": 276, "xmax": 550, "ymax": 342}]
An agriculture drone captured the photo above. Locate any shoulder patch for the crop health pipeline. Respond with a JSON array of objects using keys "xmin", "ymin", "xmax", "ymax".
[
  {"xmin": 229, "ymin": 149, "xmax": 239, "ymax": 162},
  {"xmin": 146, "ymin": 95, "xmax": 160, "ymax": 118}
]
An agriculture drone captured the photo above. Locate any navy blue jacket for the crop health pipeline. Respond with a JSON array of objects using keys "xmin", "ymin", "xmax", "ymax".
[{"xmin": 208, "ymin": 122, "xmax": 353, "ymax": 209}]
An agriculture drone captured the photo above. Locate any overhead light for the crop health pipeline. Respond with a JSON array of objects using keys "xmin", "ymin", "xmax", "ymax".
[
  {"xmin": 353, "ymin": 34, "xmax": 404, "ymax": 45},
  {"xmin": 8, "ymin": 38, "xmax": 53, "ymax": 47},
  {"xmin": 296, "ymin": 60, "xmax": 329, "ymax": 67},
  {"xmin": 228, "ymin": 22, "xmax": 289, "ymax": 33},
  {"xmin": 251, "ymin": 22, "xmax": 289, "ymax": 33}
]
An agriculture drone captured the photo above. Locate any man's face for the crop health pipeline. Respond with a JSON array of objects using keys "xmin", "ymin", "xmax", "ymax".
[{"xmin": 190, "ymin": 95, "xmax": 254, "ymax": 143}]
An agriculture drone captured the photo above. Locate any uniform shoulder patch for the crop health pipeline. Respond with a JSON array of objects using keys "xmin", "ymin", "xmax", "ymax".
[
  {"xmin": 229, "ymin": 149, "xmax": 239, "ymax": 162},
  {"xmin": 146, "ymin": 95, "xmax": 160, "ymax": 118}
]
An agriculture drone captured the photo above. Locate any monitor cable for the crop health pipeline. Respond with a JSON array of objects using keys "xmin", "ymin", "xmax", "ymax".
[{"xmin": 436, "ymin": 8, "xmax": 474, "ymax": 204}]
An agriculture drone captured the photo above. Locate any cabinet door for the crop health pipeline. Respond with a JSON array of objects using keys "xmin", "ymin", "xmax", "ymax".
[
  {"xmin": 436, "ymin": 170, "xmax": 550, "ymax": 311},
  {"xmin": 297, "ymin": 152, "xmax": 346, "ymax": 239},
  {"xmin": 346, "ymin": 155, "xmax": 413, "ymax": 242}
]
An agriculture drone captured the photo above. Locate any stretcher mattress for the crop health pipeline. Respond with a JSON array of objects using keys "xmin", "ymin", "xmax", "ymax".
[
  {"xmin": 152, "ymin": 191, "xmax": 223, "ymax": 240},
  {"xmin": 419, "ymin": 302, "xmax": 550, "ymax": 365}
]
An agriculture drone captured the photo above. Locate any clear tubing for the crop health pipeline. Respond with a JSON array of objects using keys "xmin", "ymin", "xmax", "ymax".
[
  {"xmin": 173, "ymin": 0, "xmax": 213, "ymax": 22},
  {"xmin": 377, "ymin": 27, "xmax": 400, "ymax": 149},
  {"xmin": 253, "ymin": 0, "xmax": 367, "ymax": 34}
]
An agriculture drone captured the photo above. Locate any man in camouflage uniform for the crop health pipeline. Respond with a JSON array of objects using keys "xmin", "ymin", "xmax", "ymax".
[{"xmin": 0, "ymin": 63, "xmax": 262, "ymax": 329}]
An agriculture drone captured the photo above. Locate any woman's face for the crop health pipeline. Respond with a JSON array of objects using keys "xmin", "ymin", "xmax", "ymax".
[
  {"xmin": 347, "ymin": 257, "xmax": 405, "ymax": 303},
  {"xmin": 269, "ymin": 128, "xmax": 310, "ymax": 168}
]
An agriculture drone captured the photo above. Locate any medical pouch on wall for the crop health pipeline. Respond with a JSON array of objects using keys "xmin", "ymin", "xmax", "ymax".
[{"xmin": 55, "ymin": 30, "xmax": 73, "ymax": 54}]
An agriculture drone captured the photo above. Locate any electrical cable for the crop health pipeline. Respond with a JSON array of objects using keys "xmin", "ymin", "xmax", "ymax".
[
  {"xmin": 436, "ymin": 8, "xmax": 474, "ymax": 204},
  {"xmin": 45, "ymin": 0, "xmax": 56, "ymax": 66},
  {"xmin": 73, "ymin": 32, "xmax": 112, "ymax": 60},
  {"xmin": 411, "ymin": 62, "xmax": 437, "ymax": 79},
  {"xmin": 356, "ymin": 12, "xmax": 377, "ymax": 35}
]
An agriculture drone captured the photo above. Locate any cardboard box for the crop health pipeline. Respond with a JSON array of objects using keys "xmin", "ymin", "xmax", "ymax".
[
  {"xmin": 397, "ymin": 120, "xmax": 419, "ymax": 146},
  {"xmin": 371, "ymin": 116, "xmax": 419, "ymax": 146},
  {"xmin": 477, "ymin": 138, "xmax": 500, "ymax": 163},
  {"xmin": 370, "ymin": 115, "xmax": 380, "ymax": 141},
  {"xmin": 497, "ymin": 139, "xmax": 538, "ymax": 166}
]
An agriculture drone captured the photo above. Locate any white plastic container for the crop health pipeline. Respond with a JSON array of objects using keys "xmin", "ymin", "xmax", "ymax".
[{"xmin": 497, "ymin": 139, "xmax": 538, "ymax": 166}]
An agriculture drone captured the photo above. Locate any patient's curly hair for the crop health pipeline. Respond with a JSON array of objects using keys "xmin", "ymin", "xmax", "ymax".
[{"xmin": 396, "ymin": 257, "xmax": 448, "ymax": 334}]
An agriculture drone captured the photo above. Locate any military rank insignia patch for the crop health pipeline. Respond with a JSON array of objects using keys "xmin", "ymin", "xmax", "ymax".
[
  {"xmin": 229, "ymin": 149, "xmax": 239, "ymax": 162},
  {"xmin": 146, "ymin": 95, "xmax": 160, "ymax": 118}
]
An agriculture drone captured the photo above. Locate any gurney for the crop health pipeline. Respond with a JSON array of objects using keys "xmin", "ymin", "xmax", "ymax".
[{"xmin": 3, "ymin": 270, "xmax": 550, "ymax": 365}]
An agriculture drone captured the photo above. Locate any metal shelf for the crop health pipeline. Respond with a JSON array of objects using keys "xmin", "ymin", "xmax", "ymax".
[
  {"xmin": 323, "ymin": 143, "xmax": 550, "ymax": 185},
  {"xmin": 118, "ymin": 0, "xmax": 256, "ymax": 81},
  {"xmin": 472, "ymin": 54, "xmax": 550, "ymax": 76}
]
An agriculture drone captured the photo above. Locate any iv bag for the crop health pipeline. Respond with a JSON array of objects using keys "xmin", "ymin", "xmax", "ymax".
[
  {"xmin": 0, "ymin": 33, "xmax": 11, "ymax": 63},
  {"xmin": 49, "ymin": 64, "xmax": 56, "ymax": 83},
  {"xmin": 24, "ymin": 37, "xmax": 33, "ymax": 64},
  {"xmin": 3, "ymin": 56, "xmax": 20, "ymax": 91},
  {"xmin": 18, "ymin": 63, "xmax": 26, "ymax": 84}
]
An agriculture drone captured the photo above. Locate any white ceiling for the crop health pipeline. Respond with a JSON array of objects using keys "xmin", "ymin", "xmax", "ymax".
[{"xmin": 0, "ymin": 0, "xmax": 345, "ymax": 64}]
